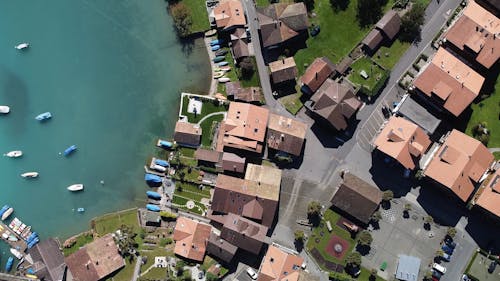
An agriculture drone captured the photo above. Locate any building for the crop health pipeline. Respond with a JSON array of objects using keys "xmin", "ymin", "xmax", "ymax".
[
  {"xmin": 413, "ymin": 47, "xmax": 485, "ymax": 117},
  {"xmin": 230, "ymin": 28, "xmax": 250, "ymax": 60},
  {"xmin": 266, "ymin": 113, "xmax": 308, "ymax": 156},
  {"xmin": 258, "ymin": 245, "xmax": 304, "ymax": 281},
  {"xmin": 373, "ymin": 116, "xmax": 432, "ymax": 170},
  {"xmin": 220, "ymin": 102, "xmax": 269, "ymax": 153},
  {"xmin": 213, "ymin": 0, "xmax": 247, "ymax": 31},
  {"xmin": 330, "ymin": 173, "xmax": 383, "ymax": 225},
  {"xmin": 195, "ymin": 148, "xmax": 222, "ymax": 168},
  {"xmin": 443, "ymin": 0, "xmax": 500, "ymax": 69},
  {"xmin": 269, "ymin": 57, "xmax": 298, "ymax": 84},
  {"xmin": 300, "ymin": 57, "xmax": 336, "ymax": 94},
  {"xmin": 362, "ymin": 10, "xmax": 401, "ymax": 53},
  {"xmin": 476, "ymin": 0, "xmax": 500, "ymax": 14},
  {"xmin": 144, "ymin": 211, "xmax": 161, "ymax": 227},
  {"xmin": 174, "ymin": 121, "xmax": 202, "ymax": 147},
  {"xmin": 226, "ymin": 82, "xmax": 263, "ymax": 104},
  {"xmin": 211, "ymin": 163, "xmax": 282, "ymax": 227},
  {"xmin": 362, "ymin": 29, "xmax": 384, "ymax": 54},
  {"xmin": 471, "ymin": 168, "xmax": 500, "ymax": 219},
  {"xmin": 394, "ymin": 96, "xmax": 442, "ymax": 136},
  {"xmin": 222, "ymin": 152, "xmax": 246, "ymax": 174},
  {"xmin": 305, "ymin": 79, "xmax": 361, "ymax": 131},
  {"xmin": 65, "ymin": 234, "xmax": 125, "ymax": 281},
  {"xmin": 206, "ymin": 232, "xmax": 238, "ymax": 263},
  {"xmin": 29, "ymin": 238, "xmax": 66, "ymax": 281},
  {"xmin": 257, "ymin": 3, "xmax": 309, "ymax": 48},
  {"xmin": 423, "ymin": 129, "xmax": 494, "ymax": 202},
  {"xmin": 219, "ymin": 213, "xmax": 268, "ymax": 255},
  {"xmin": 395, "ymin": 255, "xmax": 421, "ymax": 281},
  {"xmin": 173, "ymin": 216, "xmax": 212, "ymax": 262}
]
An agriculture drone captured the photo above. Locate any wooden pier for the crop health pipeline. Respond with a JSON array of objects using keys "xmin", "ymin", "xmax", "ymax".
[{"xmin": 0, "ymin": 221, "xmax": 28, "ymax": 255}]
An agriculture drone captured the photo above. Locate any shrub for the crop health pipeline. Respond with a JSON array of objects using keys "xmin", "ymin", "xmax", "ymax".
[
  {"xmin": 358, "ymin": 230, "xmax": 373, "ymax": 246},
  {"xmin": 159, "ymin": 237, "xmax": 173, "ymax": 246},
  {"xmin": 160, "ymin": 211, "xmax": 178, "ymax": 220},
  {"xmin": 382, "ymin": 190, "xmax": 394, "ymax": 202},
  {"xmin": 345, "ymin": 252, "xmax": 362, "ymax": 267},
  {"xmin": 447, "ymin": 227, "xmax": 457, "ymax": 238},
  {"xmin": 170, "ymin": 3, "xmax": 193, "ymax": 38},
  {"xmin": 294, "ymin": 230, "xmax": 305, "ymax": 242}
]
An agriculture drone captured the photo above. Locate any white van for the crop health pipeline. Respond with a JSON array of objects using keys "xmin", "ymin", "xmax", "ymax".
[
  {"xmin": 246, "ymin": 267, "xmax": 258, "ymax": 280},
  {"xmin": 433, "ymin": 263, "xmax": 447, "ymax": 274}
]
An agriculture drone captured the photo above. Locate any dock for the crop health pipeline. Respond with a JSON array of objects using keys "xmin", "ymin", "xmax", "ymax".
[{"xmin": 0, "ymin": 220, "xmax": 28, "ymax": 255}]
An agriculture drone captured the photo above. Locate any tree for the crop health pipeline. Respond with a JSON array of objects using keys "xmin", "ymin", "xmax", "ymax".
[
  {"xmin": 382, "ymin": 190, "xmax": 394, "ymax": 202},
  {"xmin": 239, "ymin": 57, "xmax": 255, "ymax": 79},
  {"xmin": 403, "ymin": 203, "xmax": 411, "ymax": 218},
  {"xmin": 295, "ymin": 0, "xmax": 314, "ymax": 11},
  {"xmin": 404, "ymin": 204, "xmax": 412, "ymax": 212},
  {"xmin": 424, "ymin": 215, "xmax": 434, "ymax": 230},
  {"xmin": 371, "ymin": 211, "xmax": 382, "ymax": 222},
  {"xmin": 307, "ymin": 201, "xmax": 322, "ymax": 218},
  {"xmin": 117, "ymin": 224, "xmax": 138, "ymax": 257},
  {"xmin": 357, "ymin": 230, "xmax": 373, "ymax": 246},
  {"xmin": 357, "ymin": 0, "xmax": 387, "ymax": 27},
  {"xmin": 294, "ymin": 230, "xmax": 305, "ymax": 243},
  {"xmin": 345, "ymin": 252, "xmax": 362, "ymax": 267},
  {"xmin": 206, "ymin": 273, "xmax": 218, "ymax": 281},
  {"xmin": 424, "ymin": 270, "xmax": 433, "ymax": 281},
  {"xmin": 400, "ymin": 2, "xmax": 426, "ymax": 42},
  {"xmin": 447, "ymin": 227, "xmax": 457, "ymax": 238},
  {"xmin": 435, "ymin": 249, "xmax": 444, "ymax": 258},
  {"xmin": 369, "ymin": 269, "xmax": 378, "ymax": 281},
  {"xmin": 330, "ymin": 0, "xmax": 350, "ymax": 11},
  {"xmin": 170, "ymin": 3, "xmax": 193, "ymax": 38}
]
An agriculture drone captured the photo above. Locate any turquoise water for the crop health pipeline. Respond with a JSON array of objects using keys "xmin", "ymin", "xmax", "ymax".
[{"xmin": 0, "ymin": 0, "xmax": 209, "ymax": 257}]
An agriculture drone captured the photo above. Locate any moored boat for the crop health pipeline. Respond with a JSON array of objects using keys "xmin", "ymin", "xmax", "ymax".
[
  {"xmin": 63, "ymin": 145, "xmax": 77, "ymax": 156},
  {"xmin": 154, "ymin": 159, "xmax": 169, "ymax": 167},
  {"xmin": 21, "ymin": 172, "xmax": 39, "ymax": 178},
  {"xmin": 210, "ymin": 39, "xmax": 224, "ymax": 46},
  {"xmin": 146, "ymin": 204, "xmax": 160, "ymax": 212},
  {"xmin": 0, "ymin": 106, "xmax": 10, "ymax": 114},
  {"xmin": 214, "ymin": 71, "xmax": 225, "ymax": 79},
  {"xmin": 215, "ymin": 49, "xmax": 228, "ymax": 56},
  {"xmin": 67, "ymin": 184, "xmax": 84, "ymax": 192},
  {"xmin": 211, "ymin": 45, "xmax": 220, "ymax": 51},
  {"xmin": 35, "ymin": 112, "xmax": 52, "ymax": 121},
  {"xmin": 156, "ymin": 139, "xmax": 173, "ymax": 149},
  {"xmin": 218, "ymin": 77, "xmax": 230, "ymax": 83},
  {"xmin": 151, "ymin": 164, "xmax": 166, "ymax": 172},
  {"xmin": 5, "ymin": 256, "xmax": 13, "ymax": 272},
  {"xmin": 146, "ymin": 191, "xmax": 162, "ymax": 200},
  {"xmin": 205, "ymin": 29, "xmax": 217, "ymax": 37},
  {"xmin": 145, "ymin": 173, "xmax": 162, "ymax": 183},
  {"xmin": 217, "ymin": 61, "xmax": 229, "ymax": 67},
  {"xmin": 10, "ymin": 248, "xmax": 23, "ymax": 259},
  {"xmin": 219, "ymin": 66, "xmax": 231, "ymax": 72},
  {"xmin": 77, "ymin": 208, "xmax": 85, "ymax": 213},
  {"xmin": 15, "ymin": 43, "xmax": 29, "ymax": 50},
  {"xmin": 4, "ymin": 150, "xmax": 22, "ymax": 158},
  {"xmin": 0, "ymin": 205, "xmax": 9, "ymax": 217},
  {"xmin": 2, "ymin": 207, "xmax": 14, "ymax": 221},
  {"xmin": 213, "ymin": 56, "xmax": 225, "ymax": 63}
]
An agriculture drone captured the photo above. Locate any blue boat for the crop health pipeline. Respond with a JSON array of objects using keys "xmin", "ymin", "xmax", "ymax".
[
  {"xmin": 211, "ymin": 45, "xmax": 221, "ymax": 51},
  {"xmin": 35, "ymin": 112, "xmax": 52, "ymax": 121},
  {"xmin": 0, "ymin": 205, "xmax": 9, "ymax": 217},
  {"xmin": 146, "ymin": 191, "xmax": 162, "ymax": 200},
  {"xmin": 154, "ymin": 159, "xmax": 169, "ymax": 167},
  {"xmin": 5, "ymin": 256, "xmax": 13, "ymax": 272},
  {"xmin": 210, "ymin": 39, "xmax": 224, "ymax": 46},
  {"xmin": 63, "ymin": 145, "xmax": 77, "ymax": 156},
  {"xmin": 146, "ymin": 204, "xmax": 160, "ymax": 212},
  {"xmin": 157, "ymin": 139, "xmax": 173, "ymax": 149},
  {"xmin": 213, "ymin": 56, "xmax": 225, "ymax": 63},
  {"xmin": 26, "ymin": 232, "xmax": 38, "ymax": 243},
  {"xmin": 145, "ymin": 173, "xmax": 162, "ymax": 183},
  {"xmin": 27, "ymin": 237, "xmax": 40, "ymax": 249},
  {"xmin": 217, "ymin": 61, "xmax": 229, "ymax": 66}
]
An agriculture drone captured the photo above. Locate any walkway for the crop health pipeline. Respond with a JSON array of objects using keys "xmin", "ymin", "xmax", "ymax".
[
  {"xmin": 489, "ymin": 148, "xmax": 500, "ymax": 153},
  {"xmin": 196, "ymin": 111, "xmax": 226, "ymax": 126},
  {"xmin": 131, "ymin": 255, "xmax": 142, "ymax": 281}
]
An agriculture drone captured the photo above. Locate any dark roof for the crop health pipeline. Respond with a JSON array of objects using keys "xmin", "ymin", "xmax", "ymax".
[
  {"xmin": 477, "ymin": 0, "xmax": 500, "ymax": 12},
  {"xmin": 174, "ymin": 121, "xmax": 202, "ymax": 146},
  {"xmin": 235, "ymin": 87, "xmax": 263, "ymax": 103},
  {"xmin": 257, "ymin": 3, "xmax": 308, "ymax": 47},
  {"xmin": 376, "ymin": 10, "xmax": 401, "ymax": 40},
  {"xmin": 336, "ymin": 57, "xmax": 353, "ymax": 75},
  {"xmin": 222, "ymin": 152, "xmax": 246, "ymax": 173},
  {"xmin": 29, "ymin": 238, "xmax": 66, "ymax": 281},
  {"xmin": 397, "ymin": 96, "xmax": 441, "ymax": 135},
  {"xmin": 300, "ymin": 57, "xmax": 336, "ymax": 93},
  {"xmin": 206, "ymin": 232, "xmax": 238, "ymax": 263},
  {"xmin": 330, "ymin": 173, "xmax": 383, "ymax": 224},
  {"xmin": 220, "ymin": 213, "xmax": 268, "ymax": 255},
  {"xmin": 65, "ymin": 249, "xmax": 99, "ymax": 281},
  {"xmin": 362, "ymin": 29, "xmax": 384, "ymax": 51},
  {"xmin": 195, "ymin": 148, "xmax": 222, "ymax": 163},
  {"xmin": 269, "ymin": 57, "xmax": 298, "ymax": 84},
  {"xmin": 226, "ymin": 81, "xmax": 242, "ymax": 97},
  {"xmin": 232, "ymin": 39, "xmax": 249, "ymax": 60}
]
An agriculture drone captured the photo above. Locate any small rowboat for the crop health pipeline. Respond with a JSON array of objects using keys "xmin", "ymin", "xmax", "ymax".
[
  {"xmin": 210, "ymin": 39, "xmax": 224, "ymax": 46},
  {"xmin": 218, "ymin": 77, "xmax": 230, "ymax": 83},
  {"xmin": 64, "ymin": 145, "xmax": 77, "ymax": 156},
  {"xmin": 205, "ymin": 29, "xmax": 217, "ymax": 37},
  {"xmin": 219, "ymin": 66, "xmax": 231, "ymax": 72},
  {"xmin": 215, "ymin": 49, "xmax": 228, "ymax": 56},
  {"xmin": 213, "ymin": 56, "xmax": 225, "ymax": 63},
  {"xmin": 67, "ymin": 184, "xmax": 84, "ymax": 192},
  {"xmin": 214, "ymin": 71, "xmax": 225, "ymax": 79},
  {"xmin": 217, "ymin": 61, "xmax": 229, "ymax": 67},
  {"xmin": 35, "ymin": 112, "xmax": 52, "ymax": 121},
  {"xmin": 15, "ymin": 43, "xmax": 29, "ymax": 50},
  {"xmin": 4, "ymin": 151, "xmax": 22, "ymax": 158},
  {"xmin": 21, "ymin": 172, "xmax": 39, "ymax": 178},
  {"xmin": 211, "ymin": 45, "xmax": 220, "ymax": 51}
]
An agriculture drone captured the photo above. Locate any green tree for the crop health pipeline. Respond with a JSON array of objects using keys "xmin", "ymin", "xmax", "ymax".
[
  {"xmin": 382, "ymin": 190, "xmax": 394, "ymax": 202},
  {"xmin": 330, "ymin": 0, "xmax": 350, "ymax": 11},
  {"xmin": 345, "ymin": 251, "xmax": 362, "ymax": 267},
  {"xmin": 357, "ymin": 230, "xmax": 373, "ymax": 246},
  {"xmin": 206, "ymin": 272, "xmax": 218, "ymax": 281},
  {"xmin": 357, "ymin": 0, "xmax": 387, "ymax": 27},
  {"xmin": 295, "ymin": 0, "xmax": 314, "ymax": 11},
  {"xmin": 400, "ymin": 2, "xmax": 426, "ymax": 42},
  {"xmin": 435, "ymin": 249, "xmax": 444, "ymax": 258},
  {"xmin": 294, "ymin": 230, "xmax": 305, "ymax": 243},
  {"xmin": 117, "ymin": 224, "xmax": 138, "ymax": 257},
  {"xmin": 239, "ymin": 57, "xmax": 255, "ymax": 79},
  {"xmin": 371, "ymin": 211, "xmax": 382, "ymax": 222},
  {"xmin": 307, "ymin": 201, "xmax": 322, "ymax": 218},
  {"xmin": 170, "ymin": 3, "xmax": 193, "ymax": 38},
  {"xmin": 447, "ymin": 227, "xmax": 457, "ymax": 238}
]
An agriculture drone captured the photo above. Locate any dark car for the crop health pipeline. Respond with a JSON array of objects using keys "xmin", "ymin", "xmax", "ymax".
[
  {"xmin": 442, "ymin": 244, "xmax": 454, "ymax": 255},
  {"xmin": 445, "ymin": 239, "xmax": 457, "ymax": 248},
  {"xmin": 432, "ymin": 269, "xmax": 443, "ymax": 279},
  {"xmin": 488, "ymin": 260, "xmax": 497, "ymax": 273}
]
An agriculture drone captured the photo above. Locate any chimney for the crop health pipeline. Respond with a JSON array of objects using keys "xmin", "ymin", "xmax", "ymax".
[
  {"xmin": 315, "ymin": 72, "xmax": 318, "ymax": 80},
  {"xmin": 282, "ymin": 58, "xmax": 285, "ymax": 64}
]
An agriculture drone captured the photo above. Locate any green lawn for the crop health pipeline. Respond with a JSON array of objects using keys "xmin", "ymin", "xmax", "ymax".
[
  {"xmin": 105, "ymin": 258, "xmax": 136, "ymax": 281},
  {"xmin": 348, "ymin": 57, "xmax": 389, "ymax": 96},
  {"xmin": 465, "ymin": 76, "xmax": 500, "ymax": 147},
  {"xmin": 140, "ymin": 248, "xmax": 171, "ymax": 272},
  {"xmin": 179, "ymin": 181, "xmax": 212, "ymax": 197},
  {"xmin": 372, "ymin": 40, "xmax": 411, "ymax": 70},
  {"xmin": 175, "ymin": 167, "xmax": 201, "ymax": 182},
  {"xmin": 63, "ymin": 232, "xmax": 94, "ymax": 256},
  {"xmin": 279, "ymin": 93, "xmax": 303, "ymax": 115},
  {"xmin": 179, "ymin": 147, "xmax": 196, "ymax": 158},
  {"xmin": 179, "ymin": 0, "xmax": 210, "ymax": 33},
  {"xmin": 494, "ymin": 152, "xmax": 500, "ymax": 160},
  {"xmin": 181, "ymin": 95, "xmax": 228, "ymax": 123},
  {"xmin": 139, "ymin": 267, "xmax": 167, "ymax": 281},
  {"xmin": 199, "ymin": 113, "xmax": 224, "ymax": 147},
  {"xmin": 239, "ymin": 57, "xmax": 261, "ymax": 88},
  {"xmin": 93, "ymin": 208, "xmax": 139, "ymax": 236}
]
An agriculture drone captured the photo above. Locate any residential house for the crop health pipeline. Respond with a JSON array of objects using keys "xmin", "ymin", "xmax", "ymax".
[
  {"xmin": 65, "ymin": 234, "xmax": 125, "ymax": 281},
  {"xmin": 300, "ymin": 57, "xmax": 336, "ymax": 95},
  {"xmin": 269, "ymin": 57, "xmax": 298, "ymax": 84},
  {"xmin": 394, "ymin": 96, "xmax": 442, "ymax": 136},
  {"xmin": 305, "ymin": 78, "xmax": 361, "ymax": 131},
  {"xmin": 423, "ymin": 129, "xmax": 494, "ymax": 202},
  {"xmin": 206, "ymin": 232, "xmax": 238, "ymax": 263},
  {"xmin": 195, "ymin": 148, "xmax": 222, "ymax": 168},
  {"xmin": 443, "ymin": 0, "xmax": 500, "ymax": 69},
  {"xmin": 476, "ymin": 0, "xmax": 500, "ymax": 14},
  {"xmin": 219, "ymin": 102, "xmax": 269, "ymax": 153},
  {"xmin": 211, "ymin": 163, "xmax": 281, "ymax": 227},
  {"xmin": 258, "ymin": 245, "xmax": 304, "ymax": 281},
  {"xmin": 174, "ymin": 121, "xmax": 202, "ymax": 147},
  {"xmin": 413, "ymin": 47, "xmax": 485, "ymax": 117},
  {"xmin": 222, "ymin": 152, "xmax": 246, "ymax": 174},
  {"xmin": 257, "ymin": 3, "xmax": 309, "ymax": 48},
  {"xmin": 266, "ymin": 113, "xmax": 308, "ymax": 156},
  {"xmin": 471, "ymin": 168, "xmax": 500, "ymax": 219},
  {"xmin": 362, "ymin": 10, "xmax": 401, "ymax": 53},
  {"xmin": 213, "ymin": 0, "xmax": 247, "ymax": 31},
  {"xmin": 226, "ymin": 81, "xmax": 263, "ymax": 104},
  {"xmin": 173, "ymin": 216, "xmax": 212, "ymax": 262},
  {"xmin": 373, "ymin": 116, "xmax": 432, "ymax": 170},
  {"xmin": 330, "ymin": 173, "xmax": 383, "ymax": 225},
  {"xmin": 230, "ymin": 28, "xmax": 250, "ymax": 60},
  {"xmin": 220, "ymin": 213, "xmax": 268, "ymax": 255},
  {"xmin": 29, "ymin": 238, "xmax": 66, "ymax": 281}
]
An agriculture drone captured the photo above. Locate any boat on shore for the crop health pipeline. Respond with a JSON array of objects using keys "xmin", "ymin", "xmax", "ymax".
[
  {"xmin": 35, "ymin": 112, "xmax": 52, "ymax": 121},
  {"xmin": 63, "ymin": 145, "xmax": 77, "ymax": 156},
  {"xmin": 219, "ymin": 66, "xmax": 231, "ymax": 72},
  {"xmin": 2, "ymin": 207, "xmax": 14, "ymax": 221},
  {"xmin": 145, "ymin": 173, "xmax": 162, "ymax": 183},
  {"xmin": 214, "ymin": 71, "xmax": 225, "ymax": 79},
  {"xmin": 10, "ymin": 248, "xmax": 23, "ymax": 259},
  {"xmin": 5, "ymin": 256, "xmax": 13, "ymax": 272},
  {"xmin": 154, "ymin": 158, "xmax": 169, "ymax": 167},
  {"xmin": 15, "ymin": 43, "xmax": 29, "ymax": 50},
  {"xmin": 146, "ymin": 191, "xmax": 162, "ymax": 200},
  {"xmin": 217, "ymin": 61, "xmax": 229, "ymax": 67},
  {"xmin": 211, "ymin": 45, "xmax": 220, "ymax": 51},
  {"xmin": 21, "ymin": 172, "xmax": 39, "ymax": 178},
  {"xmin": 210, "ymin": 39, "xmax": 224, "ymax": 46},
  {"xmin": 4, "ymin": 150, "xmax": 22, "ymax": 158},
  {"xmin": 0, "ymin": 106, "xmax": 10, "ymax": 114},
  {"xmin": 67, "ymin": 184, "xmax": 84, "ymax": 192},
  {"xmin": 213, "ymin": 56, "xmax": 225, "ymax": 63},
  {"xmin": 205, "ymin": 29, "xmax": 217, "ymax": 37},
  {"xmin": 215, "ymin": 49, "xmax": 228, "ymax": 56},
  {"xmin": 218, "ymin": 77, "xmax": 230, "ymax": 83},
  {"xmin": 146, "ymin": 204, "xmax": 160, "ymax": 212}
]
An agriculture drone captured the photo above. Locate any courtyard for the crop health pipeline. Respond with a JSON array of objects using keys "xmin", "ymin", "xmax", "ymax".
[{"xmin": 466, "ymin": 251, "xmax": 500, "ymax": 281}]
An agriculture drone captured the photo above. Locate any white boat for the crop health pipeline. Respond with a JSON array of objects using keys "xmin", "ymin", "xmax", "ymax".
[
  {"xmin": 218, "ymin": 77, "xmax": 230, "ymax": 83},
  {"xmin": 21, "ymin": 172, "xmax": 39, "ymax": 178},
  {"xmin": 1, "ymin": 208, "xmax": 13, "ymax": 221},
  {"xmin": 10, "ymin": 248, "xmax": 23, "ymax": 259},
  {"xmin": 14, "ymin": 43, "xmax": 29, "ymax": 50},
  {"xmin": 0, "ymin": 106, "xmax": 10, "ymax": 114},
  {"xmin": 67, "ymin": 184, "xmax": 84, "ymax": 192},
  {"xmin": 4, "ymin": 151, "xmax": 23, "ymax": 158}
]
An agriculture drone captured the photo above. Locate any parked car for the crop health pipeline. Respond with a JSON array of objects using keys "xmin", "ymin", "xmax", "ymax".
[
  {"xmin": 432, "ymin": 269, "xmax": 443, "ymax": 279},
  {"xmin": 433, "ymin": 263, "xmax": 447, "ymax": 274},
  {"xmin": 246, "ymin": 267, "xmax": 258, "ymax": 280},
  {"xmin": 198, "ymin": 271, "xmax": 204, "ymax": 279},
  {"xmin": 444, "ymin": 239, "xmax": 457, "ymax": 248},
  {"xmin": 488, "ymin": 260, "xmax": 497, "ymax": 273},
  {"xmin": 441, "ymin": 253, "xmax": 451, "ymax": 262},
  {"xmin": 441, "ymin": 244, "xmax": 454, "ymax": 255}
]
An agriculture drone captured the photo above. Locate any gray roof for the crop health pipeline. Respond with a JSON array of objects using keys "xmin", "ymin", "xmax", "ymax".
[
  {"xmin": 396, "ymin": 255, "xmax": 421, "ymax": 281},
  {"xmin": 397, "ymin": 96, "xmax": 441, "ymax": 134},
  {"xmin": 29, "ymin": 238, "xmax": 66, "ymax": 281}
]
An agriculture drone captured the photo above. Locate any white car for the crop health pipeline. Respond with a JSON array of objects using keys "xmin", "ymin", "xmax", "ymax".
[
  {"xmin": 432, "ymin": 263, "xmax": 447, "ymax": 274},
  {"xmin": 246, "ymin": 267, "xmax": 258, "ymax": 280}
]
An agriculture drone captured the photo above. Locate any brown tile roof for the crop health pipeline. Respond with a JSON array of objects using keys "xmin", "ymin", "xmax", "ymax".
[
  {"xmin": 236, "ymin": 87, "xmax": 263, "ymax": 103},
  {"xmin": 173, "ymin": 216, "xmax": 212, "ymax": 262},
  {"xmin": 336, "ymin": 57, "xmax": 353, "ymax": 75},
  {"xmin": 214, "ymin": 0, "xmax": 247, "ymax": 30},
  {"xmin": 374, "ymin": 116, "xmax": 432, "ymax": 170},
  {"xmin": 266, "ymin": 113, "xmax": 308, "ymax": 156},
  {"xmin": 257, "ymin": 3, "xmax": 309, "ymax": 47},
  {"xmin": 269, "ymin": 57, "xmax": 298, "ymax": 84},
  {"xmin": 232, "ymin": 39, "xmax": 250, "ymax": 60},
  {"xmin": 376, "ymin": 10, "xmax": 401, "ymax": 40},
  {"xmin": 330, "ymin": 173, "xmax": 383, "ymax": 224},
  {"xmin": 258, "ymin": 245, "xmax": 304, "ymax": 281},
  {"xmin": 226, "ymin": 81, "xmax": 242, "ymax": 97},
  {"xmin": 309, "ymin": 79, "xmax": 361, "ymax": 130},
  {"xmin": 174, "ymin": 121, "xmax": 202, "ymax": 146},
  {"xmin": 301, "ymin": 57, "xmax": 336, "ymax": 93},
  {"xmin": 220, "ymin": 213, "xmax": 268, "ymax": 254},
  {"xmin": 475, "ymin": 169, "xmax": 500, "ymax": 217},
  {"xmin": 222, "ymin": 102, "xmax": 269, "ymax": 153},
  {"xmin": 206, "ymin": 232, "xmax": 238, "ymax": 263},
  {"xmin": 413, "ymin": 48, "xmax": 485, "ymax": 116},
  {"xmin": 222, "ymin": 152, "xmax": 246, "ymax": 173},
  {"xmin": 424, "ymin": 129, "xmax": 494, "ymax": 202},
  {"xmin": 362, "ymin": 29, "xmax": 384, "ymax": 51},
  {"xmin": 29, "ymin": 238, "xmax": 66, "ymax": 281},
  {"xmin": 65, "ymin": 234, "xmax": 125, "ymax": 281},
  {"xmin": 444, "ymin": 0, "xmax": 500, "ymax": 68},
  {"xmin": 195, "ymin": 148, "xmax": 222, "ymax": 163},
  {"xmin": 230, "ymin": 27, "xmax": 248, "ymax": 41}
]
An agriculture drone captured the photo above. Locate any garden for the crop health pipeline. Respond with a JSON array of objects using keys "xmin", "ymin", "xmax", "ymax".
[
  {"xmin": 465, "ymin": 250, "xmax": 500, "ymax": 281},
  {"xmin": 180, "ymin": 94, "xmax": 228, "ymax": 123},
  {"xmin": 172, "ymin": 182, "xmax": 211, "ymax": 215},
  {"xmin": 348, "ymin": 57, "xmax": 390, "ymax": 97},
  {"xmin": 372, "ymin": 40, "xmax": 411, "ymax": 70}
]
